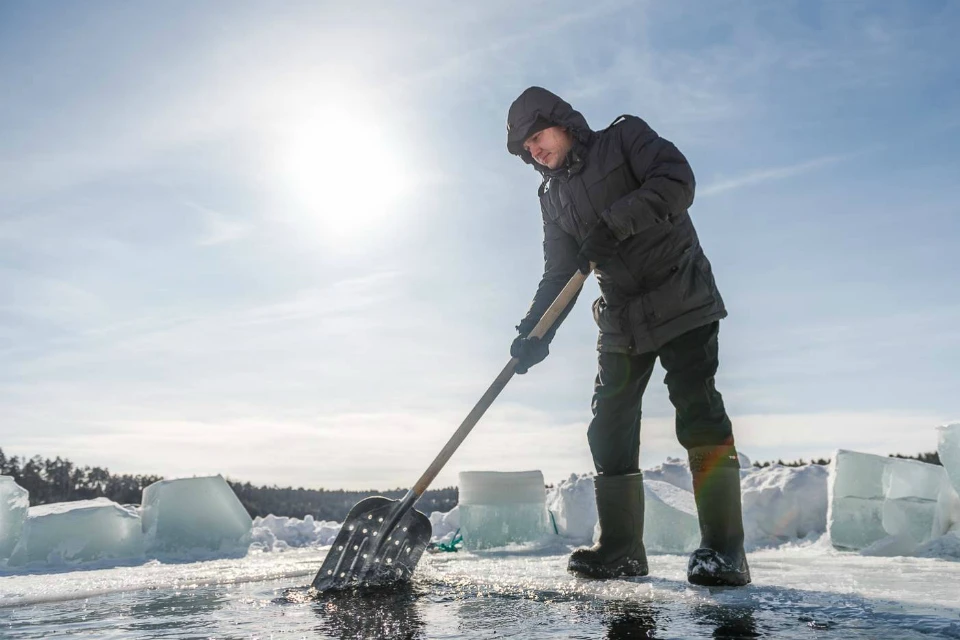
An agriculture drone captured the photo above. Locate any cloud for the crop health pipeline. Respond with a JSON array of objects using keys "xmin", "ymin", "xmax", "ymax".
[
  {"xmin": 698, "ymin": 153, "xmax": 852, "ymax": 197},
  {"xmin": 186, "ymin": 201, "xmax": 253, "ymax": 247}
]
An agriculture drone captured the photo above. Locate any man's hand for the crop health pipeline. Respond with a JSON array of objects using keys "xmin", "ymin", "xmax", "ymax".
[
  {"xmin": 577, "ymin": 218, "xmax": 620, "ymax": 274},
  {"xmin": 510, "ymin": 334, "xmax": 549, "ymax": 374}
]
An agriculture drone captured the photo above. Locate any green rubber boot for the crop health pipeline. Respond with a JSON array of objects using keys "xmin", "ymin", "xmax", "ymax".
[
  {"xmin": 687, "ymin": 445, "xmax": 751, "ymax": 587},
  {"xmin": 568, "ymin": 472, "xmax": 648, "ymax": 579}
]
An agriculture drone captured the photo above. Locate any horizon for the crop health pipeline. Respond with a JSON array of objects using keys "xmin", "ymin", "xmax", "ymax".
[{"xmin": 2, "ymin": 1, "xmax": 959, "ymax": 490}]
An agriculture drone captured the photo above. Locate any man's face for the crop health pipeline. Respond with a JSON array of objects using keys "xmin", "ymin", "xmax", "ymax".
[{"xmin": 523, "ymin": 125, "xmax": 573, "ymax": 170}]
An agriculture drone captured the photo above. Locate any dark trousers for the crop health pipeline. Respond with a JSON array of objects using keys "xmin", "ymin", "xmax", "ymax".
[{"xmin": 587, "ymin": 321, "xmax": 733, "ymax": 475}]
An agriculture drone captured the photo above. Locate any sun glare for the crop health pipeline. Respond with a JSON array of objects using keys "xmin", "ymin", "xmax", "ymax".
[{"xmin": 271, "ymin": 106, "xmax": 411, "ymax": 243}]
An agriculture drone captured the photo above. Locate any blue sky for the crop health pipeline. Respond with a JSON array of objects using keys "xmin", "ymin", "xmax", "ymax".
[{"xmin": 2, "ymin": 1, "xmax": 958, "ymax": 489}]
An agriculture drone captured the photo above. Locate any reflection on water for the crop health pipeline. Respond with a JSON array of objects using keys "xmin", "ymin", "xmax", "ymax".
[
  {"xmin": 695, "ymin": 604, "xmax": 761, "ymax": 640},
  {"xmin": 308, "ymin": 583, "xmax": 425, "ymax": 640},
  {"xmin": 127, "ymin": 590, "xmax": 228, "ymax": 634},
  {"xmin": 603, "ymin": 601, "xmax": 659, "ymax": 639}
]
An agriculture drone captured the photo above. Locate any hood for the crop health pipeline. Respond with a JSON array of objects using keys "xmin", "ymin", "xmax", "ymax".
[{"xmin": 506, "ymin": 86, "xmax": 593, "ymax": 173}]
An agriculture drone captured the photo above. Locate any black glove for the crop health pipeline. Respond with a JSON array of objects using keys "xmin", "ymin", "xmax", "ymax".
[
  {"xmin": 577, "ymin": 218, "xmax": 620, "ymax": 274},
  {"xmin": 510, "ymin": 334, "xmax": 549, "ymax": 374}
]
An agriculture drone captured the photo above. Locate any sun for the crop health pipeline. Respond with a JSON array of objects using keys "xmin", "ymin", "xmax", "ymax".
[{"xmin": 271, "ymin": 106, "xmax": 411, "ymax": 242}]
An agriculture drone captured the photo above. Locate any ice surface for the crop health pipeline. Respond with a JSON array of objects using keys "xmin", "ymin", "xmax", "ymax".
[
  {"xmin": 142, "ymin": 475, "xmax": 251, "ymax": 553},
  {"xmin": 828, "ymin": 450, "xmax": 889, "ymax": 550},
  {"xmin": 938, "ymin": 423, "xmax": 960, "ymax": 494},
  {"xmin": 545, "ymin": 473, "xmax": 596, "ymax": 543},
  {"xmin": 0, "ymin": 476, "xmax": 29, "ymax": 560},
  {"xmin": 741, "ymin": 463, "xmax": 828, "ymax": 549},
  {"xmin": 640, "ymin": 480, "xmax": 700, "ymax": 554},
  {"xmin": 7, "ymin": 498, "xmax": 143, "ymax": 567},
  {"xmin": 458, "ymin": 471, "xmax": 550, "ymax": 550}
]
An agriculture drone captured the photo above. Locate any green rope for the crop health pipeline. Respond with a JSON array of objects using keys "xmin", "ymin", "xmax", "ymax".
[
  {"xmin": 548, "ymin": 509, "xmax": 559, "ymax": 535},
  {"xmin": 428, "ymin": 529, "xmax": 463, "ymax": 552}
]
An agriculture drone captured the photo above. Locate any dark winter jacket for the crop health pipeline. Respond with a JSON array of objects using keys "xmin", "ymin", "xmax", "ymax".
[{"xmin": 507, "ymin": 86, "xmax": 726, "ymax": 354}]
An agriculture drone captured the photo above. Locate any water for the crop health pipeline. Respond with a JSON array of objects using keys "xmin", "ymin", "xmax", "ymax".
[{"xmin": 2, "ymin": 547, "xmax": 960, "ymax": 639}]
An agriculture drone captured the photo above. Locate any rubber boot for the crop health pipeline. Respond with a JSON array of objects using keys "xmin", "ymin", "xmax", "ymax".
[
  {"xmin": 687, "ymin": 445, "xmax": 751, "ymax": 586},
  {"xmin": 568, "ymin": 472, "xmax": 648, "ymax": 579}
]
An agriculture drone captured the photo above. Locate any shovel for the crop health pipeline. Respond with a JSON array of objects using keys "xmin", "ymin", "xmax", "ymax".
[{"xmin": 311, "ymin": 267, "xmax": 591, "ymax": 592}]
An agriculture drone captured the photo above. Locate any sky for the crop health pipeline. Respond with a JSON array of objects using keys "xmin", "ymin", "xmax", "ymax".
[{"xmin": 2, "ymin": 0, "xmax": 959, "ymax": 490}]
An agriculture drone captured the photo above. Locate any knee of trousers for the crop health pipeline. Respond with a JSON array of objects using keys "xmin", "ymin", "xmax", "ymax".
[{"xmin": 677, "ymin": 416, "xmax": 734, "ymax": 450}]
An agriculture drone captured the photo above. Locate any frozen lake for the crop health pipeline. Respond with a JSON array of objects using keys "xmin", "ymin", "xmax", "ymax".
[{"xmin": 3, "ymin": 544, "xmax": 960, "ymax": 638}]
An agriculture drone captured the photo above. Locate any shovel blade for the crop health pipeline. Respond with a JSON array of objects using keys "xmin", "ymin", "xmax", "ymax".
[{"xmin": 311, "ymin": 496, "xmax": 432, "ymax": 592}]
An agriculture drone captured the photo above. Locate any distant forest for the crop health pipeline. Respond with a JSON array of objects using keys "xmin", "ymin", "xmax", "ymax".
[
  {"xmin": 752, "ymin": 451, "xmax": 941, "ymax": 468},
  {"xmin": 1, "ymin": 448, "xmax": 941, "ymax": 521},
  {"xmin": 0, "ymin": 448, "xmax": 457, "ymax": 521}
]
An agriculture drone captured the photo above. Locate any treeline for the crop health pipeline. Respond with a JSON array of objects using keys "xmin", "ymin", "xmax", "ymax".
[
  {"xmin": 0, "ymin": 449, "xmax": 162, "ymax": 506},
  {"xmin": 0, "ymin": 448, "xmax": 457, "ymax": 521},
  {"xmin": 753, "ymin": 452, "xmax": 941, "ymax": 468},
  {"xmin": 227, "ymin": 482, "xmax": 458, "ymax": 521}
]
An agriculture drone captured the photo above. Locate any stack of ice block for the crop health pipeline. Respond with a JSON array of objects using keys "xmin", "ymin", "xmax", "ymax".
[
  {"xmin": 458, "ymin": 470, "xmax": 550, "ymax": 550},
  {"xmin": 829, "ymin": 449, "xmax": 951, "ymax": 550}
]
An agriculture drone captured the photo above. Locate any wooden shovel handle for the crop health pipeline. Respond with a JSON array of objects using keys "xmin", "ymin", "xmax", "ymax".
[{"xmin": 410, "ymin": 266, "xmax": 592, "ymax": 498}]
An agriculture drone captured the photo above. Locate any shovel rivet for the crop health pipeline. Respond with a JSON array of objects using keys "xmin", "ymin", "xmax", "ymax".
[
  {"xmin": 362, "ymin": 553, "xmax": 368, "ymax": 558},
  {"xmin": 373, "ymin": 532, "xmax": 378, "ymax": 536},
  {"xmin": 367, "ymin": 515, "xmax": 373, "ymax": 520},
  {"xmin": 353, "ymin": 545, "xmax": 359, "ymax": 550},
  {"xmin": 395, "ymin": 541, "xmax": 400, "ymax": 546},
  {"xmin": 348, "ymin": 525, "xmax": 354, "ymax": 531},
  {"xmin": 338, "ymin": 545, "xmax": 343, "ymax": 550},
  {"xmin": 387, "ymin": 558, "xmax": 393, "ymax": 564},
  {"xmin": 378, "ymin": 517, "xmax": 384, "ymax": 522},
  {"xmin": 340, "ymin": 572, "xmax": 345, "ymax": 577},
  {"xmin": 406, "ymin": 548, "xmax": 411, "ymax": 553},
  {"xmin": 363, "ymin": 529, "xmax": 368, "ymax": 534},
  {"xmin": 327, "ymin": 570, "xmax": 332, "ymax": 575},
  {"xmin": 403, "ymin": 527, "xmax": 408, "ymax": 532}
]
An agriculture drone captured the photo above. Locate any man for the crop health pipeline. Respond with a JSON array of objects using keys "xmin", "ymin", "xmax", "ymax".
[{"xmin": 506, "ymin": 86, "xmax": 750, "ymax": 587}]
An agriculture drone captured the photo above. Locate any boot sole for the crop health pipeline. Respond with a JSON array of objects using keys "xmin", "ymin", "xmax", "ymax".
[{"xmin": 567, "ymin": 559, "xmax": 649, "ymax": 580}]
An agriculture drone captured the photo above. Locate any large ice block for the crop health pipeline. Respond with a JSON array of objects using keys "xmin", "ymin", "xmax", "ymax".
[
  {"xmin": 939, "ymin": 423, "xmax": 960, "ymax": 494},
  {"xmin": 458, "ymin": 471, "xmax": 550, "ymax": 550},
  {"xmin": 142, "ymin": 475, "xmax": 252, "ymax": 553},
  {"xmin": 0, "ymin": 476, "xmax": 30, "ymax": 560},
  {"xmin": 7, "ymin": 498, "xmax": 143, "ymax": 567},
  {"xmin": 741, "ymin": 463, "xmax": 828, "ymax": 549},
  {"xmin": 545, "ymin": 473, "xmax": 597, "ymax": 543},
  {"xmin": 881, "ymin": 457, "xmax": 947, "ymax": 545},
  {"xmin": 0, "ymin": 476, "xmax": 29, "ymax": 560},
  {"xmin": 641, "ymin": 480, "xmax": 700, "ymax": 554},
  {"xmin": 828, "ymin": 450, "xmax": 888, "ymax": 550},
  {"xmin": 642, "ymin": 457, "xmax": 693, "ymax": 492}
]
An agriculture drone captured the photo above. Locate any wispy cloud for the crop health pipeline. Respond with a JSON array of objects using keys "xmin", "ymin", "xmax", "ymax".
[
  {"xmin": 187, "ymin": 201, "xmax": 253, "ymax": 247},
  {"xmin": 698, "ymin": 153, "xmax": 852, "ymax": 197}
]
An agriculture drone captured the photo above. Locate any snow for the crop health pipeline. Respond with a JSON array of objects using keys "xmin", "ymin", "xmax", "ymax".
[
  {"xmin": 142, "ymin": 475, "xmax": 252, "ymax": 555},
  {"xmin": 8, "ymin": 498, "xmax": 143, "ymax": 567},
  {"xmin": 741, "ymin": 463, "xmax": 828, "ymax": 548},
  {"xmin": 249, "ymin": 514, "xmax": 340, "ymax": 551},
  {"xmin": 458, "ymin": 470, "xmax": 550, "ymax": 550},
  {"xmin": 0, "ymin": 476, "xmax": 28, "ymax": 561},
  {"xmin": 544, "ymin": 473, "xmax": 596, "ymax": 543}
]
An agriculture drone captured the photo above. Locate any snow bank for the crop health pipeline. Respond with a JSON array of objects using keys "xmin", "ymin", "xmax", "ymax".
[
  {"xmin": 741, "ymin": 463, "xmax": 828, "ymax": 549},
  {"xmin": 249, "ymin": 514, "xmax": 341, "ymax": 551},
  {"xmin": 545, "ymin": 474, "xmax": 596, "ymax": 543},
  {"xmin": 641, "ymin": 479, "xmax": 699, "ymax": 553}
]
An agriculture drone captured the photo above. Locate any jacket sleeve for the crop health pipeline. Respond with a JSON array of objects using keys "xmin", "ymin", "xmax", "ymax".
[
  {"xmin": 599, "ymin": 116, "xmax": 696, "ymax": 241},
  {"xmin": 516, "ymin": 206, "xmax": 581, "ymax": 343}
]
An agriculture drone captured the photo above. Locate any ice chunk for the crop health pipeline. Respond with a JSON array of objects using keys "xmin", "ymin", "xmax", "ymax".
[
  {"xmin": 641, "ymin": 480, "xmax": 700, "ymax": 554},
  {"xmin": 881, "ymin": 457, "xmax": 947, "ymax": 545},
  {"xmin": 458, "ymin": 471, "xmax": 550, "ymax": 550},
  {"xmin": 545, "ymin": 474, "xmax": 596, "ymax": 543},
  {"xmin": 642, "ymin": 457, "xmax": 693, "ymax": 492},
  {"xmin": 0, "ymin": 476, "xmax": 29, "ymax": 560},
  {"xmin": 142, "ymin": 475, "xmax": 251, "ymax": 553},
  {"xmin": 938, "ymin": 423, "xmax": 960, "ymax": 494},
  {"xmin": 7, "ymin": 498, "xmax": 143, "ymax": 567},
  {"xmin": 828, "ymin": 450, "xmax": 888, "ymax": 550},
  {"xmin": 741, "ymin": 463, "xmax": 828, "ymax": 549}
]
